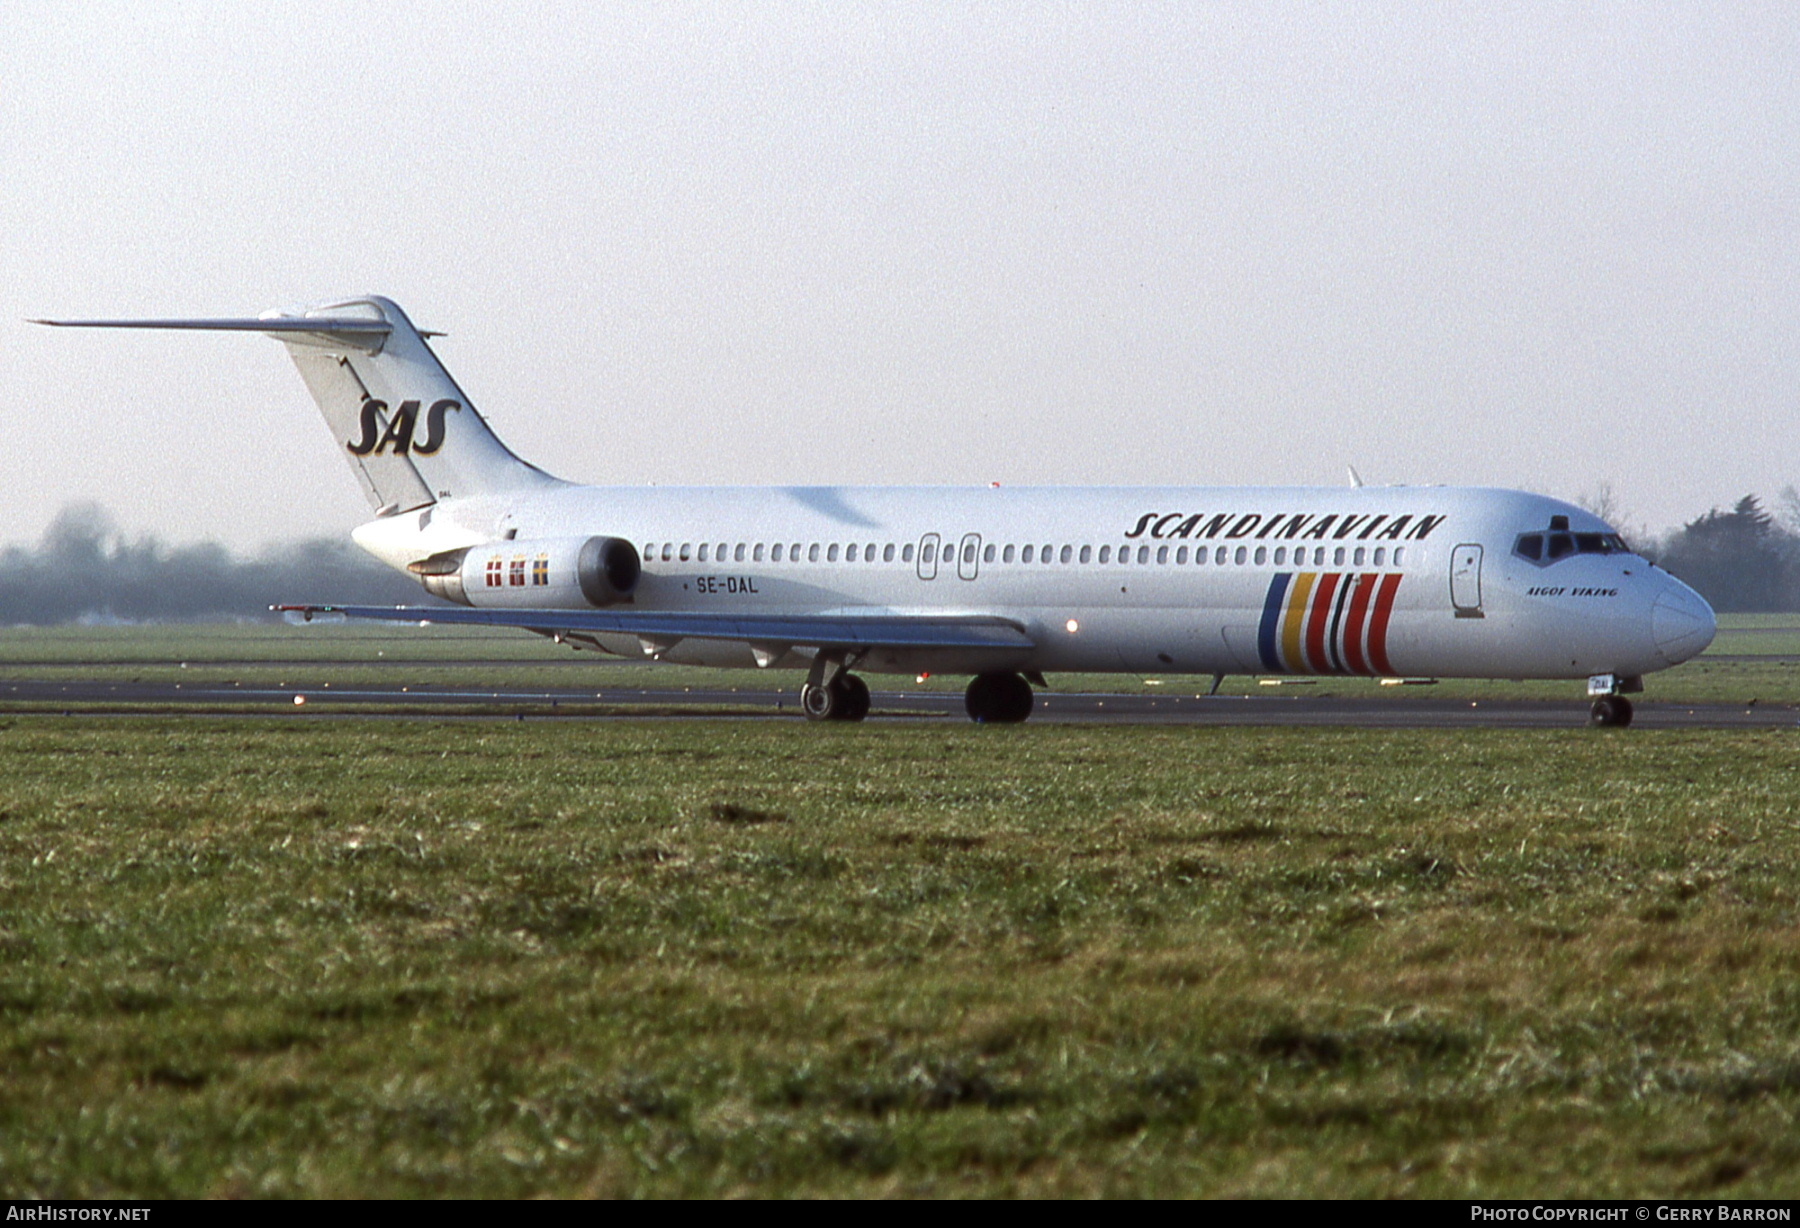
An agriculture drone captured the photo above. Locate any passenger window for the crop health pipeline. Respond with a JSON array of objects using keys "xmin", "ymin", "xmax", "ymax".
[
  {"xmin": 964, "ymin": 543, "xmax": 976, "ymax": 564},
  {"xmin": 698, "ymin": 544, "xmax": 709, "ymax": 562},
  {"xmin": 922, "ymin": 543, "xmax": 936, "ymax": 565},
  {"xmin": 809, "ymin": 544, "xmax": 821, "ymax": 563},
  {"xmin": 1079, "ymin": 545, "xmax": 1092, "ymax": 564},
  {"xmin": 1004, "ymin": 544, "xmax": 1016, "ymax": 563},
  {"xmin": 1274, "ymin": 547, "xmax": 1287, "ymax": 566},
  {"xmin": 1117, "ymin": 546, "xmax": 1128, "ymax": 565},
  {"xmin": 1373, "ymin": 547, "xmax": 1385, "ymax": 567},
  {"xmin": 1156, "ymin": 546, "xmax": 1169, "ymax": 564},
  {"xmin": 1394, "ymin": 547, "xmax": 1406, "ymax": 566},
  {"xmin": 845, "ymin": 544, "xmax": 857, "ymax": 562},
  {"xmin": 1098, "ymin": 545, "xmax": 1111, "ymax": 564},
  {"xmin": 884, "ymin": 544, "xmax": 896, "ymax": 562},
  {"xmin": 901, "ymin": 544, "xmax": 914, "ymax": 563},
  {"xmin": 1022, "ymin": 545, "xmax": 1034, "ymax": 563},
  {"xmin": 662, "ymin": 544, "xmax": 674, "ymax": 562},
  {"xmin": 1059, "ymin": 545, "xmax": 1072, "ymax": 564},
  {"xmin": 1176, "ymin": 546, "xmax": 1188, "ymax": 564},
  {"xmin": 679, "ymin": 543, "xmax": 691, "ymax": 561},
  {"xmin": 772, "ymin": 544, "xmax": 784, "ymax": 562},
  {"xmin": 752, "ymin": 543, "xmax": 764, "ymax": 562},
  {"xmin": 1254, "ymin": 547, "xmax": 1267, "ymax": 566},
  {"xmin": 984, "ymin": 544, "xmax": 996, "ymax": 563},
  {"xmin": 1353, "ymin": 547, "xmax": 1365, "ymax": 567},
  {"xmin": 790, "ymin": 543, "xmax": 801, "ymax": 561},
  {"xmin": 1136, "ymin": 546, "xmax": 1149, "ymax": 564},
  {"xmin": 1042, "ymin": 544, "xmax": 1054, "ymax": 563}
]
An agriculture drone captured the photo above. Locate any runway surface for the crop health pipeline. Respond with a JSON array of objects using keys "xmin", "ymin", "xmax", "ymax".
[{"xmin": 2, "ymin": 678, "xmax": 1794, "ymax": 728}]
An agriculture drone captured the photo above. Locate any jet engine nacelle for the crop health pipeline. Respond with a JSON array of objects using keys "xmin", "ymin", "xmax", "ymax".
[{"xmin": 410, "ymin": 536, "xmax": 641, "ymax": 608}]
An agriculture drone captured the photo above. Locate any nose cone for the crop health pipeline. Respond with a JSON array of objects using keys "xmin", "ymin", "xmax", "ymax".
[{"xmin": 1653, "ymin": 581, "xmax": 1716, "ymax": 666}]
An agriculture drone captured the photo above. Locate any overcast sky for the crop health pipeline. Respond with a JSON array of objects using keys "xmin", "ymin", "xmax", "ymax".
[{"xmin": 3, "ymin": 2, "xmax": 1796, "ymax": 551}]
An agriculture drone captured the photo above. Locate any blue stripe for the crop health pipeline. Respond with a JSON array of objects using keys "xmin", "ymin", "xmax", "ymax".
[{"xmin": 1257, "ymin": 573, "xmax": 1291, "ymax": 672}]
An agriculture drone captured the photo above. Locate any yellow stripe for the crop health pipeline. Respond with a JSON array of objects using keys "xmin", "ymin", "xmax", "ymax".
[{"xmin": 1281, "ymin": 572, "xmax": 1316, "ymax": 671}]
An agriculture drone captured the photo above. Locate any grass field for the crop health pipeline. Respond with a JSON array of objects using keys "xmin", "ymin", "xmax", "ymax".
[{"xmin": 3, "ymin": 716, "xmax": 1799, "ymax": 1197}]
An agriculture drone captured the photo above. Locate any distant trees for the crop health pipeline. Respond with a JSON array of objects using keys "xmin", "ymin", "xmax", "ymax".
[
  {"xmin": 0, "ymin": 503, "xmax": 429, "ymax": 625},
  {"xmin": 1656, "ymin": 495, "xmax": 1800, "ymax": 612}
]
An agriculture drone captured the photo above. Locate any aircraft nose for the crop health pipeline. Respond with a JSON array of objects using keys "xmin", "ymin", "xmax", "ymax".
[{"xmin": 1653, "ymin": 581, "xmax": 1716, "ymax": 666}]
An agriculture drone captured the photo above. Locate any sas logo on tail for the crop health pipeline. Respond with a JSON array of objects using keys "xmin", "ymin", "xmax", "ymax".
[
  {"xmin": 1257, "ymin": 571, "xmax": 1403, "ymax": 675},
  {"xmin": 347, "ymin": 398, "xmax": 461, "ymax": 456}
]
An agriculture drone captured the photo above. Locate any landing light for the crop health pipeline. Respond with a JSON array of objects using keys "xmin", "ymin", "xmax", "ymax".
[{"xmin": 1066, "ymin": 619, "xmax": 1080, "ymax": 634}]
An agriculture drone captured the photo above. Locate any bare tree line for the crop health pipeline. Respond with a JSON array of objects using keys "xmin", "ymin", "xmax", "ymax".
[
  {"xmin": 0, "ymin": 504, "xmax": 429, "ymax": 625},
  {"xmin": 1584, "ymin": 485, "xmax": 1800, "ymax": 613}
]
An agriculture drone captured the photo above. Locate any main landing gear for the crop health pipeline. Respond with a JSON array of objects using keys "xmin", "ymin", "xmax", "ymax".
[
  {"xmin": 964, "ymin": 671, "xmax": 1034, "ymax": 724},
  {"xmin": 800, "ymin": 672, "xmax": 871, "ymax": 722},
  {"xmin": 796, "ymin": 658, "xmax": 1037, "ymax": 725}
]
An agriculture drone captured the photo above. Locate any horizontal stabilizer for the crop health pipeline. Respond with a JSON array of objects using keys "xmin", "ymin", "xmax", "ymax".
[
  {"xmin": 32, "ymin": 316, "xmax": 394, "ymax": 337},
  {"xmin": 276, "ymin": 604, "xmax": 1036, "ymax": 653}
]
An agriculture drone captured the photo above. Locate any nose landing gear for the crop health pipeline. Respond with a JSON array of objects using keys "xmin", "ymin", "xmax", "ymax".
[
  {"xmin": 1587, "ymin": 673, "xmax": 1641, "ymax": 727},
  {"xmin": 1588, "ymin": 695, "xmax": 1634, "ymax": 727}
]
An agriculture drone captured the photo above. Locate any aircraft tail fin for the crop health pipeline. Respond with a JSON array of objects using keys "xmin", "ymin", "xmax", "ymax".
[{"xmin": 34, "ymin": 296, "xmax": 563, "ymax": 513}]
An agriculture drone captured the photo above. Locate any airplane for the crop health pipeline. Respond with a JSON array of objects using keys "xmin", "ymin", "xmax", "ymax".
[{"xmin": 34, "ymin": 295, "xmax": 1716, "ymax": 727}]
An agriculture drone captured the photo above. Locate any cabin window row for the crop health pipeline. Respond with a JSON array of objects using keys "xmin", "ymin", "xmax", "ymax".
[{"xmin": 637, "ymin": 540, "xmax": 1408, "ymax": 569}]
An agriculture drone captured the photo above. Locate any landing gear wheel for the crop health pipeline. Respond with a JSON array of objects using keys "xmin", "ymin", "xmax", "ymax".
[
  {"xmin": 840, "ymin": 674, "xmax": 871, "ymax": 722},
  {"xmin": 801, "ymin": 682, "xmax": 841, "ymax": 722},
  {"xmin": 964, "ymin": 672, "xmax": 1035, "ymax": 724},
  {"xmin": 1589, "ymin": 695, "xmax": 1634, "ymax": 728},
  {"xmin": 801, "ymin": 674, "xmax": 870, "ymax": 722}
]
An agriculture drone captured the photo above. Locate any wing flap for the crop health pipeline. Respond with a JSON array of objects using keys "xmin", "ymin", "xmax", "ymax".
[{"xmin": 275, "ymin": 604, "xmax": 1035, "ymax": 652}]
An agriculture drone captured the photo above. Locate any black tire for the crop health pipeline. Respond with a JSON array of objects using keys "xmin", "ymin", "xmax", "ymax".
[
  {"xmin": 965, "ymin": 672, "xmax": 1034, "ymax": 724},
  {"xmin": 840, "ymin": 674, "xmax": 871, "ymax": 722},
  {"xmin": 1589, "ymin": 695, "xmax": 1634, "ymax": 728}
]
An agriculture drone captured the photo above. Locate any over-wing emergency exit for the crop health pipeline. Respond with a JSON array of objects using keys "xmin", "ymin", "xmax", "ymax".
[{"xmin": 34, "ymin": 296, "xmax": 1715, "ymax": 726}]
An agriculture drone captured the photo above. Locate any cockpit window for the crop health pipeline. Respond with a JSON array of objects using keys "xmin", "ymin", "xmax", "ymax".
[{"xmin": 1513, "ymin": 529, "xmax": 1630, "ymax": 567}]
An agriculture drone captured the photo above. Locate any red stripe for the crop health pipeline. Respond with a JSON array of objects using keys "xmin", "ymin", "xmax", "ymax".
[
  {"xmin": 1304, "ymin": 573, "xmax": 1341, "ymax": 672},
  {"xmin": 1367, "ymin": 574, "xmax": 1403, "ymax": 675},
  {"xmin": 1341, "ymin": 573, "xmax": 1377, "ymax": 674}
]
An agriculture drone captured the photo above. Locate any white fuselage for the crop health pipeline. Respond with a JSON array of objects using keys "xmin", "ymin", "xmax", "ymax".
[{"xmin": 351, "ymin": 481, "xmax": 1716, "ymax": 681}]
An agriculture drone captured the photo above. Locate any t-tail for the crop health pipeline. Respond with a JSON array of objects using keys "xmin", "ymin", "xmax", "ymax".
[{"xmin": 34, "ymin": 295, "xmax": 563, "ymax": 513}]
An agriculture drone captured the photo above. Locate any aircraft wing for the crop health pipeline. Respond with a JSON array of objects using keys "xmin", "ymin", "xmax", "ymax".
[{"xmin": 274, "ymin": 604, "xmax": 1036, "ymax": 653}]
